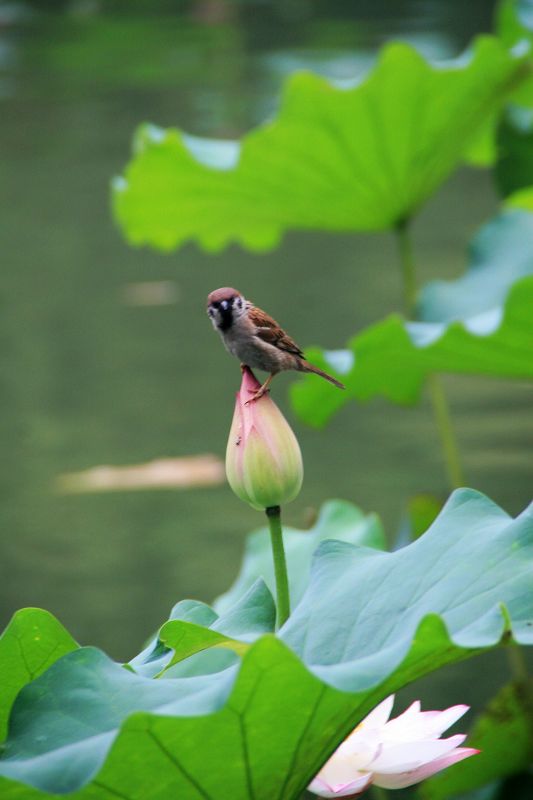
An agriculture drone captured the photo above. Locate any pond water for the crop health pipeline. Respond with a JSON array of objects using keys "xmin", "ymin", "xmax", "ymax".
[{"xmin": 1, "ymin": 0, "xmax": 531, "ymax": 718}]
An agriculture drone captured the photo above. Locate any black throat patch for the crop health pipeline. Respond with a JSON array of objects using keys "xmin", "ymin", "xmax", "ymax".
[{"xmin": 218, "ymin": 305, "xmax": 233, "ymax": 332}]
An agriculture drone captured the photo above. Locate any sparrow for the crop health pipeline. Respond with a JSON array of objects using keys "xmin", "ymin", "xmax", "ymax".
[{"xmin": 207, "ymin": 287, "xmax": 345, "ymax": 401}]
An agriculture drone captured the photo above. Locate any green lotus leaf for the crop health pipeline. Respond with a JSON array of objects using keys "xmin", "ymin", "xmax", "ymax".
[
  {"xmin": 506, "ymin": 180, "xmax": 533, "ymax": 212},
  {"xmin": 462, "ymin": 111, "xmax": 499, "ymax": 168},
  {"xmin": 0, "ymin": 608, "xmax": 78, "ymax": 742},
  {"xmin": 214, "ymin": 499, "xmax": 385, "ymax": 615},
  {"xmin": 112, "ymin": 37, "xmax": 530, "ymax": 252},
  {"xmin": 291, "ymin": 208, "xmax": 533, "ymax": 427},
  {"xmin": 0, "ymin": 489, "xmax": 531, "ymax": 799},
  {"xmin": 499, "ymin": 0, "xmax": 533, "ymax": 44},
  {"xmin": 495, "ymin": 107, "xmax": 533, "ymax": 196},
  {"xmin": 291, "ymin": 273, "xmax": 533, "ymax": 427},
  {"xmin": 497, "ymin": 0, "xmax": 533, "ymax": 105},
  {"xmin": 421, "ymin": 680, "xmax": 533, "ymax": 799}
]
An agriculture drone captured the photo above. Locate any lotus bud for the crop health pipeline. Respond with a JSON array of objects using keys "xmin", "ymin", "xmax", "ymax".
[{"xmin": 226, "ymin": 367, "xmax": 303, "ymax": 511}]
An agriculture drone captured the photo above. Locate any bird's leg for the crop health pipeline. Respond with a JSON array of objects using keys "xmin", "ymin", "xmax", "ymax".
[{"xmin": 245, "ymin": 373, "xmax": 275, "ymax": 403}]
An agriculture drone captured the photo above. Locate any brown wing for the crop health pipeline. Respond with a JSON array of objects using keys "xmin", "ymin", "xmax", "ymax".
[{"xmin": 248, "ymin": 305, "xmax": 305, "ymax": 358}]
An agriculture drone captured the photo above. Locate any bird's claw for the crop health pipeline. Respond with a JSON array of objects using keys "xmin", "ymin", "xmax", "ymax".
[{"xmin": 244, "ymin": 388, "xmax": 270, "ymax": 404}]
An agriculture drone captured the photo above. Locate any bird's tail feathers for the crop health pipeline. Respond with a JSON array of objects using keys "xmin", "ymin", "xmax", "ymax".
[{"xmin": 300, "ymin": 360, "xmax": 345, "ymax": 390}]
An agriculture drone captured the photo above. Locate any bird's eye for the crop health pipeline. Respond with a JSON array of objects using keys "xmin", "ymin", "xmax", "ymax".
[
  {"xmin": 208, "ymin": 307, "xmax": 214, "ymax": 317},
  {"xmin": 236, "ymin": 298, "xmax": 243, "ymax": 309}
]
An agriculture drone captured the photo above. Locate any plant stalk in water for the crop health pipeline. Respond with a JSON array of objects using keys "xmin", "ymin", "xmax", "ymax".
[
  {"xmin": 395, "ymin": 219, "xmax": 418, "ymax": 317},
  {"xmin": 394, "ymin": 220, "xmax": 465, "ymax": 490},
  {"xmin": 507, "ymin": 643, "xmax": 530, "ymax": 683}
]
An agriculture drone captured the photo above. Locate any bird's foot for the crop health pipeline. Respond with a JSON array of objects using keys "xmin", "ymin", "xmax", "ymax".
[{"xmin": 244, "ymin": 387, "xmax": 270, "ymax": 404}]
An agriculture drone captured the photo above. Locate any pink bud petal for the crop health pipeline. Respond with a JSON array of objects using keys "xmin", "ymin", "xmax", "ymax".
[
  {"xmin": 373, "ymin": 748, "xmax": 479, "ymax": 790},
  {"xmin": 308, "ymin": 772, "xmax": 373, "ymax": 798},
  {"xmin": 369, "ymin": 735, "xmax": 467, "ymax": 774},
  {"xmin": 421, "ymin": 705, "xmax": 470, "ymax": 737},
  {"xmin": 383, "ymin": 704, "xmax": 470, "ymax": 742},
  {"xmin": 226, "ymin": 367, "xmax": 303, "ymax": 511},
  {"xmin": 356, "ymin": 695, "xmax": 395, "ymax": 731}
]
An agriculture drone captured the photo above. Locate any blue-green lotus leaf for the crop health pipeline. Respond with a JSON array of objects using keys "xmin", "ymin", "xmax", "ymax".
[
  {"xmin": 281, "ymin": 490, "xmax": 532, "ymax": 691},
  {"xmin": 0, "ymin": 647, "xmax": 237, "ymax": 794},
  {"xmin": 215, "ymin": 499, "xmax": 385, "ymax": 615},
  {"xmin": 0, "ymin": 489, "xmax": 531, "ymax": 799},
  {"xmin": 417, "ymin": 209, "xmax": 533, "ymax": 321},
  {"xmin": 130, "ymin": 579, "xmax": 275, "ymax": 679}
]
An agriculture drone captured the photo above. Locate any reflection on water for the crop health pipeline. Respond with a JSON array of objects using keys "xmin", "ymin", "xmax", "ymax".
[
  {"xmin": 56, "ymin": 454, "xmax": 224, "ymax": 492},
  {"xmin": 1, "ymin": 0, "xmax": 530, "ymax": 712},
  {"xmin": 120, "ymin": 279, "xmax": 179, "ymax": 306}
]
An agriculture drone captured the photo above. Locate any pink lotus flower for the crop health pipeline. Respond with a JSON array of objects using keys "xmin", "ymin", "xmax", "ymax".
[
  {"xmin": 308, "ymin": 695, "xmax": 479, "ymax": 797},
  {"xmin": 226, "ymin": 367, "xmax": 303, "ymax": 511}
]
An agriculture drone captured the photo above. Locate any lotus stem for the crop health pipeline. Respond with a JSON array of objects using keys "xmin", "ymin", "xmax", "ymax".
[
  {"xmin": 427, "ymin": 374, "xmax": 465, "ymax": 489},
  {"xmin": 266, "ymin": 505, "xmax": 290, "ymax": 628},
  {"xmin": 506, "ymin": 644, "xmax": 529, "ymax": 683},
  {"xmin": 394, "ymin": 221, "xmax": 465, "ymax": 490},
  {"xmin": 395, "ymin": 219, "xmax": 417, "ymax": 317}
]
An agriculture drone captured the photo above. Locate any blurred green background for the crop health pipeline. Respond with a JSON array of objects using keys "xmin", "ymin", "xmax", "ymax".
[{"xmin": 0, "ymin": 0, "xmax": 530, "ymax": 721}]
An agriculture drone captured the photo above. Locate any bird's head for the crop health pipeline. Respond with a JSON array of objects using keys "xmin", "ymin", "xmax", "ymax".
[{"xmin": 207, "ymin": 287, "xmax": 246, "ymax": 331}]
